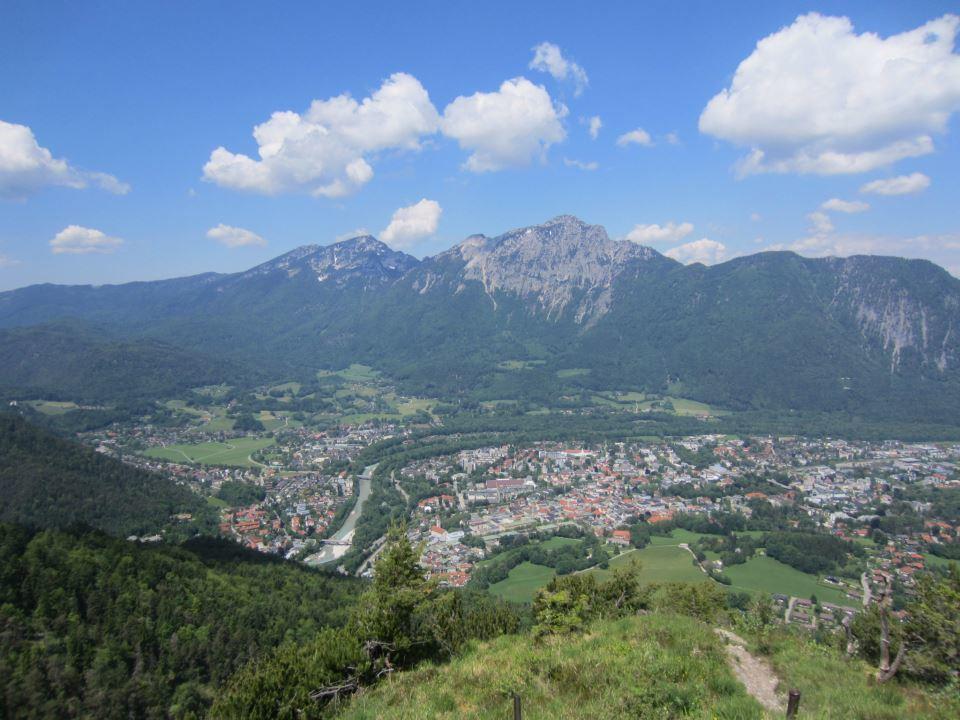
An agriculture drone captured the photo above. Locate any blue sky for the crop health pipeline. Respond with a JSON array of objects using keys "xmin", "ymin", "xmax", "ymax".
[{"xmin": 1, "ymin": 0, "xmax": 959, "ymax": 290}]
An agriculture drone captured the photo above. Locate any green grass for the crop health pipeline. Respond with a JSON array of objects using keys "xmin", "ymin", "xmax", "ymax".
[
  {"xmin": 757, "ymin": 627, "xmax": 960, "ymax": 720},
  {"xmin": 27, "ymin": 400, "xmax": 81, "ymax": 415},
  {"xmin": 257, "ymin": 410, "xmax": 285, "ymax": 431},
  {"xmin": 556, "ymin": 368, "xmax": 591, "ymax": 378},
  {"xmin": 339, "ymin": 614, "xmax": 764, "ymax": 719},
  {"xmin": 268, "ymin": 381, "xmax": 302, "ymax": 395},
  {"xmin": 191, "ymin": 383, "xmax": 231, "ymax": 398},
  {"xmin": 336, "ymin": 363, "xmax": 380, "ymax": 382},
  {"xmin": 496, "ymin": 359, "xmax": 547, "ymax": 370},
  {"xmin": 589, "ymin": 545, "xmax": 709, "ymax": 585},
  {"xmin": 143, "ymin": 437, "xmax": 275, "ymax": 467},
  {"xmin": 539, "ymin": 536, "xmax": 581, "ymax": 550},
  {"xmin": 395, "ymin": 397, "xmax": 435, "ymax": 416},
  {"xmin": 724, "ymin": 556, "xmax": 853, "ymax": 606},
  {"xmin": 488, "ymin": 562, "xmax": 557, "ymax": 604},
  {"xmin": 923, "ymin": 553, "xmax": 960, "ymax": 570}
]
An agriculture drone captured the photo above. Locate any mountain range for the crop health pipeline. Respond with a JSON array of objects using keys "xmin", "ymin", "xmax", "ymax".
[{"xmin": 2, "ymin": 215, "xmax": 959, "ymax": 423}]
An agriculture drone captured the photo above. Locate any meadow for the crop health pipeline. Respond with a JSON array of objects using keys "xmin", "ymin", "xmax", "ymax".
[
  {"xmin": 487, "ymin": 528, "xmax": 859, "ymax": 606},
  {"xmin": 144, "ymin": 437, "xmax": 275, "ymax": 467},
  {"xmin": 588, "ymin": 544, "xmax": 709, "ymax": 585},
  {"xmin": 487, "ymin": 562, "xmax": 557, "ymax": 603},
  {"xmin": 338, "ymin": 614, "xmax": 764, "ymax": 719},
  {"xmin": 724, "ymin": 556, "xmax": 853, "ymax": 606}
]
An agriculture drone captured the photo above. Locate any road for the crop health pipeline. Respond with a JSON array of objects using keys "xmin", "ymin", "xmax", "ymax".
[
  {"xmin": 860, "ymin": 572, "xmax": 872, "ymax": 606},
  {"xmin": 305, "ymin": 463, "xmax": 376, "ymax": 566}
]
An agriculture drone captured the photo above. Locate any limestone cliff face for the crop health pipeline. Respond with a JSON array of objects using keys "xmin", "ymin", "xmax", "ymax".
[
  {"xmin": 826, "ymin": 256, "xmax": 960, "ymax": 374},
  {"xmin": 447, "ymin": 215, "xmax": 665, "ymax": 325}
]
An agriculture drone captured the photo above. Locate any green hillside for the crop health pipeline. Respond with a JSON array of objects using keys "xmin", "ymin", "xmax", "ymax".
[
  {"xmin": 0, "ymin": 525, "xmax": 363, "ymax": 720},
  {"xmin": 338, "ymin": 614, "xmax": 763, "ymax": 719},
  {"xmin": 336, "ymin": 611, "xmax": 960, "ymax": 720},
  {"xmin": 0, "ymin": 413, "xmax": 208, "ymax": 536}
]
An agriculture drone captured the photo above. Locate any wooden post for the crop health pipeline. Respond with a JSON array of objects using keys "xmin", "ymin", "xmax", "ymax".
[
  {"xmin": 786, "ymin": 689, "xmax": 800, "ymax": 718},
  {"xmin": 513, "ymin": 693, "xmax": 521, "ymax": 720}
]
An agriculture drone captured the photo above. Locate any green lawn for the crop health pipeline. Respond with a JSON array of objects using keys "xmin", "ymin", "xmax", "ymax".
[
  {"xmin": 206, "ymin": 495, "xmax": 229, "ymax": 509},
  {"xmin": 488, "ymin": 562, "xmax": 556, "ymax": 603},
  {"xmin": 589, "ymin": 545, "xmax": 708, "ymax": 585},
  {"xmin": 143, "ymin": 437, "xmax": 275, "ymax": 467},
  {"xmin": 268, "ymin": 381, "xmax": 302, "ymax": 395},
  {"xmin": 539, "ymin": 536, "xmax": 581, "ymax": 550},
  {"xmin": 27, "ymin": 400, "xmax": 81, "ymax": 415},
  {"xmin": 395, "ymin": 397, "xmax": 436, "ymax": 416},
  {"xmin": 556, "ymin": 368, "xmax": 590, "ymax": 378},
  {"xmin": 724, "ymin": 556, "xmax": 853, "ymax": 606},
  {"xmin": 923, "ymin": 553, "xmax": 959, "ymax": 570},
  {"xmin": 257, "ymin": 410, "xmax": 285, "ymax": 431},
  {"xmin": 496, "ymin": 359, "xmax": 546, "ymax": 370}
]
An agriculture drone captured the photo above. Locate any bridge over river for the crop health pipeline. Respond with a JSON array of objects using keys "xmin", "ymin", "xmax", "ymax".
[{"xmin": 304, "ymin": 463, "xmax": 376, "ymax": 566}]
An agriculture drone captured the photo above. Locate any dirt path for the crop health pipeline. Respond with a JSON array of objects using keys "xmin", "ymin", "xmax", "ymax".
[{"xmin": 714, "ymin": 628, "xmax": 785, "ymax": 715}]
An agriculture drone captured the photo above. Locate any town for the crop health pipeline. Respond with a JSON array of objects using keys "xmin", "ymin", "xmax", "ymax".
[{"xmin": 84, "ymin": 407, "xmax": 960, "ymax": 630}]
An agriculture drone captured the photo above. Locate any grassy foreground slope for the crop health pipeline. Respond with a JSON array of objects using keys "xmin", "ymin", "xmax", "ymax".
[{"xmin": 339, "ymin": 614, "xmax": 764, "ymax": 720}]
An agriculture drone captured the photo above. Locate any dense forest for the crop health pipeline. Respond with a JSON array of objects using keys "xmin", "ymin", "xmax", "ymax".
[
  {"xmin": 0, "ymin": 525, "xmax": 363, "ymax": 720},
  {"xmin": 0, "ymin": 323, "xmax": 242, "ymax": 406},
  {"xmin": 0, "ymin": 414, "xmax": 209, "ymax": 537}
]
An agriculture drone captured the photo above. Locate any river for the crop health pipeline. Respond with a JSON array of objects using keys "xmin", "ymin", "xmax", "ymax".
[{"xmin": 305, "ymin": 463, "xmax": 376, "ymax": 566}]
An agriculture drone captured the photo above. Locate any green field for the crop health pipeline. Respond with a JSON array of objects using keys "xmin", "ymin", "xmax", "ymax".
[
  {"xmin": 27, "ymin": 400, "xmax": 81, "ymax": 415},
  {"xmin": 644, "ymin": 531, "xmax": 858, "ymax": 604},
  {"xmin": 496, "ymin": 359, "xmax": 546, "ymax": 370},
  {"xmin": 395, "ymin": 397, "xmax": 435, "ymax": 416},
  {"xmin": 724, "ymin": 556, "xmax": 853, "ymax": 606},
  {"xmin": 539, "ymin": 536, "xmax": 581, "ymax": 550},
  {"xmin": 923, "ymin": 553, "xmax": 960, "ymax": 570},
  {"xmin": 336, "ymin": 363, "xmax": 380, "ymax": 382},
  {"xmin": 144, "ymin": 437, "xmax": 275, "ymax": 467},
  {"xmin": 556, "ymin": 368, "xmax": 590, "ymax": 378},
  {"xmin": 589, "ymin": 545, "xmax": 709, "ymax": 585},
  {"xmin": 487, "ymin": 562, "xmax": 557, "ymax": 603},
  {"xmin": 268, "ymin": 381, "xmax": 302, "ymax": 395}
]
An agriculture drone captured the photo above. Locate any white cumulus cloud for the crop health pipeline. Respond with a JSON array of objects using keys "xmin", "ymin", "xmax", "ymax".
[
  {"xmin": 203, "ymin": 73, "xmax": 440, "ymax": 197},
  {"xmin": 821, "ymin": 198, "xmax": 869, "ymax": 213},
  {"xmin": 529, "ymin": 42, "xmax": 588, "ymax": 95},
  {"xmin": 665, "ymin": 238, "xmax": 728, "ymax": 265},
  {"xmin": 50, "ymin": 225, "xmax": 123, "ymax": 255},
  {"xmin": 587, "ymin": 116, "xmax": 602, "ymax": 139},
  {"xmin": 563, "ymin": 158, "xmax": 598, "ymax": 171},
  {"xmin": 808, "ymin": 211, "xmax": 835, "ymax": 235},
  {"xmin": 699, "ymin": 13, "xmax": 960, "ymax": 175},
  {"xmin": 380, "ymin": 198, "xmax": 442, "ymax": 249},
  {"xmin": 626, "ymin": 221, "xmax": 694, "ymax": 244},
  {"xmin": 440, "ymin": 78, "xmax": 567, "ymax": 172},
  {"xmin": 616, "ymin": 128, "xmax": 653, "ymax": 147},
  {"xmin": 0, "ymin": 120, "xmax": 129, "ymax": 199},
  {"xmin": 0, "ymin": 254, "xmax": 19, "ymax": 268},
  {"xmin": 860, "ymin": 172, "xmax": 931, "ymax": 195},
  {"xmin": 206, "ymin": 224, "xmax": 267, "ymax": 248}
]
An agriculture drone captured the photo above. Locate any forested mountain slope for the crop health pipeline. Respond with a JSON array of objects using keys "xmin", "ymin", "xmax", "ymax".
[
  {"xmin": 0, "ymin": 525, "xmax": 362, "ymax": 720},
  {"xmin": 2, "ymin": 216, "xmax": 958, "ymax": 423},
  {"xmin": 0, "ymin": 414, "xmax": 203, "ymax": 536}
]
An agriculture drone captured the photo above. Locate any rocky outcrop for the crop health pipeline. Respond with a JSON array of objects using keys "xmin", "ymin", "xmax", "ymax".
[
  {"xmin": 449, "ymin": 215, "xmax": 666, "ymax": 325},
  {"xmin": 243, "ymin": 236, "xmax": 419, "ymax": 288}
]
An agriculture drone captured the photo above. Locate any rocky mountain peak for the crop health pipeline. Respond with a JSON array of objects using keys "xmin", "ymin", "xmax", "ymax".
[
  {"xmin": 453, "ymin": 215, "xmax": 662, "ymax": 324},
  {"xmin": 243, "ymin": 235, "xmax": 418, "ymax": 287}
]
